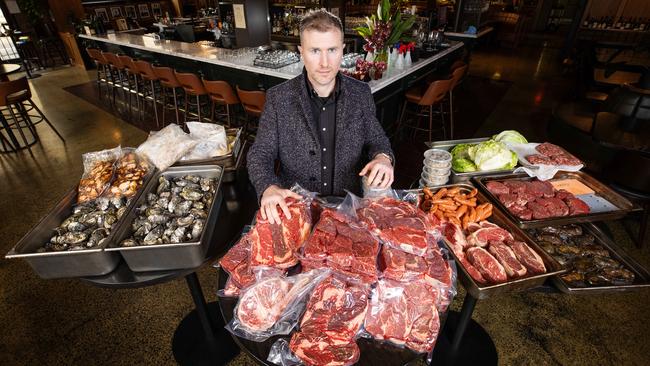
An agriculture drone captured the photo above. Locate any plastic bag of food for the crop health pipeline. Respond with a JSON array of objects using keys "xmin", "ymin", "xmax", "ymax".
[
  {"xmin": 268, "ymin": 274, "xmax": 369, "ymax": 366},
  {"xmin": 104, "ymin": 148, "xmax": 151, "ymax": 198},
  {"xmin": 218, "ymin": 232, "xmax": 256, "ymax": 296},
  {"xmin": 77, "ymin": 146, "xmax": 122, "ymax": 203},
  {"xmin": 136, "ymin": 124, "xmax": 198, "ymax": 171},
  {"xmin": 226, "ymin": 268, "xmax": 330, "ymax": 342},
  {"xmin": 248, "ymin": 184, "xmax": 316, "ymax": 269},
  {"xmin": 180, "ymin": 122, "xmax": 229, "ymax": 161}
]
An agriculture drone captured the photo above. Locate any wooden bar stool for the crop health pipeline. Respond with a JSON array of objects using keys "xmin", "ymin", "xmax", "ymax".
[
  {"xmin": 85, "ymin": 48, "xmax": 109, "ymax": 99},
  {"xmin": 153, "ymin": 66, "xmax": 182, "ymax": 126},
  {"xmin": 118, "ymin": 55, "xmax": 140, "ymax": 116},
  {"xmin": 397, "ymin": 78, "xmax": 453, "ymax": 142},
  {"xmin": 101, "ymin": 52, "xmax": 126, "ymax": 103},
  {"xmin": 202, "ymin": 80, "xmax": 239, "ymax": 127},
  {"xmin": 175, "ymin": 71, "xmax": 209, "ymax": 123},
  {"xmin": 236, "ymin": 86, "xmax": 265, "ymax": 141},
  {"xmin": 448, "ymin": 63, "xmax": 468, "ymax": 139},
  {"xmin": 134, "ymin": 60, "xmax": 160, "ymax": 127}
]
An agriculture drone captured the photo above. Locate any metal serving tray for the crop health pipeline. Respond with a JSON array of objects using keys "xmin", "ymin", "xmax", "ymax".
[
  {"xmin": 107, "ymin": 165, "xmax": 224, "ymax": 272},
  {"xmin": 426, "ymin": 138, "xmax": 516, "ymax": 183},
  {"xmin": 472, "ymin": 171, "xmax": 635, "ymax": 229},
  {"xmin": 417, "ymin": 184, "xmax": 565, "ymax": 300},
  {"xmin": 546, "ymin": 223, "xmax": 650, "ymax": 294},
  {"xmin": 5, "ymin": 173, "xmax": 154, "ymax": 279}
]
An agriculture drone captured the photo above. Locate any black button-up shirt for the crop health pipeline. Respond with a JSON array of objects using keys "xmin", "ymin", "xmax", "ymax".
[{"xmin": 305, "ymin": 71, "xmax": 340, "ymax": 196}]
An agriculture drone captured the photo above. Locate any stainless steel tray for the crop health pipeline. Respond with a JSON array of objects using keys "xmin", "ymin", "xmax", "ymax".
[
  {"xmin": 107, "ymin": 165, "xmax": 224, "ymax": 272},
  {"xmin": 5, "ymin": 172, "xmax": 154, "ymax": 279},
  {"xmin": 426, "ymin": 137, "xmax": 516, "ymax": 183},
  {"xmin": 472, "ymin": 172, "xmax": 635, "ymax": 229},
  {"xmin": 418, "ymin": 184, "xmax": 565, "ymax": 300},
  {"xmin": 546, "ymin": 223, "xmax": 650, "ymax": 294}
]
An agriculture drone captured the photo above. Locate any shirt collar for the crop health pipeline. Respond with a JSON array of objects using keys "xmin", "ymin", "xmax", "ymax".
[{"xmin": 303, "ymin": 68, "xmax": 341, "ymax": 101}]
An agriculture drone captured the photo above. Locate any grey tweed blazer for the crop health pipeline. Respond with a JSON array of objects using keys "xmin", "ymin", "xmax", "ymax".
[{"xmin": 247, "ymin": 73, "xmax": 394, "ymax": 200}]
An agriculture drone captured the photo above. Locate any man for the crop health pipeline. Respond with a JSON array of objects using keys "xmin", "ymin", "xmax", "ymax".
[{"xmin": 247, "ymin": 9, "xmax": 394, "ymax": 224}]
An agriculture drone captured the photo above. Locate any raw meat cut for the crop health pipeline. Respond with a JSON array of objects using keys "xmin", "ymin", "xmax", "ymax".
[
  {"xmin": 357, "ymin": 197, "xmax": 431, "ymax": 256},
  {"xmin": 443, "ymin": 223, "xmax": 487, "ymax": 284},
  {"xmin": 526, "ymin": 143, "xmax": 583, "ymax": 167},
  {"xmin": 466, "ymin": 247, "xmax": 508, "ymax": 284},
  {"xmin": 249, "ymin": 198, "xmax": 311, "ymax": 268},
  {"xmin": 566, "ymin": 197, "xmax": 590, "ymax": 215},
  {"xmin": 510, "ymin": 204, "xmax": 533, "ymax": 220},
  {"xmin": 467, "ymin": 226, "xmax": 514, "ymax": 247},
  {"xmin": 380, "ymin": 245, "xmax": 453, "ymax": 290},
  {"xmin": 526, "ymin": 201, "xmax": 552, "ymax": 220},
  {"xmin": 525, "ymin": 154, "xmax": 553, "ymax": 165},
  {"xmin": 536, "ymin": 197, "xmax": 569, "ymax": 217},
  {"xmin": 219, "ymin": 235, "xmax": 255, "ymax": 289},
  {"xmin": 536, "ymin": 142, "xmax": 565, "ymax": 157},
  {"xmin": 364, "ymin": 279, "xmax": 441, "ymax": 353},
  {"xmin": 507, "ymin": 240, "xmax": 547, "ymax": 274},
  {"xmin": 289, "ymin": 276, "xmax": 368, "ymax": 366},
  {"xmin": 486, "ymin": 181, "xmax": 510, "ymax": 195},
  {"xmin": 526, "ymin": 180, "xmax": 554, "ymax": 198},
  {"xmin": 302, "ymin": 209, "xmax": 379, "ymax": 283},
  {"xmin": 488, "ymin": 242, "xmax": 527, "ymax": 278},
  {"xmin": 503, "ymin": 180, "xmax": 527, "ymax": 194},
  {"xmin": 237, "ymin": 276, "xmax": 290, "ymax": 331}
]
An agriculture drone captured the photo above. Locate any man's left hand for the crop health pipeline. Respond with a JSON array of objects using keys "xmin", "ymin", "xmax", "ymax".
[{"xmin": 359, "ymin": 154, "xmax": 394, "ymax": 189}]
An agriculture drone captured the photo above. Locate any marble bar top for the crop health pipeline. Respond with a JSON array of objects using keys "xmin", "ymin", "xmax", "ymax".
[{"xmin": 79, "ymin": 33, "xmax": 463, "ymax": 94}]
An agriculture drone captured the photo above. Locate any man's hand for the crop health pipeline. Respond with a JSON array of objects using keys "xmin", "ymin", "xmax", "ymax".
[
  {"xmin": 359, "ymin": 154, "xmax": 394, "ymax": 189},
  {"xmin": 260, "ymin": 185, "xmax": 302, "ymax": 224}
]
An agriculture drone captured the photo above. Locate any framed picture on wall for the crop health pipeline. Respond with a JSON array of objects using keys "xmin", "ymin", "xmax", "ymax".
[
  {"xmin": 151, "ymin": 3, "xmax": 162, "ymax": 17},
  {"xmin": 94, "ymin": 8, "xmax": 109, "ymax": 23},
  {"xmin": 110, "ymin": 7, "xmax": 122, "ymax": 19},
  {"xmin": 125, "ymin": 5, "xmax": 137, "ymax": 19},
  {"xmin": 138, "ymin": 4, "xmax": 150, "ymax": 18}
]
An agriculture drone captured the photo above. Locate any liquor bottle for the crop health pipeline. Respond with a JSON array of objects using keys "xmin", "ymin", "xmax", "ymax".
[
  {"xmin": 615, "ymin": 17, "xmax": 622, "ymax": 29},
  {"xmin": 582, "ymin": 15, "xmax": 590, "ymax": 28}
]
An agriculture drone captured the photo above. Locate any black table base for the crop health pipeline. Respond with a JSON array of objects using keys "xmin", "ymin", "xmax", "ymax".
[
  {"xmin": 172, "ymin": 301, "xmax": 240, "ymax": 366},
  {"xmin": 432, "ymin": 311, "xmax": 498, "ymax": 366}
]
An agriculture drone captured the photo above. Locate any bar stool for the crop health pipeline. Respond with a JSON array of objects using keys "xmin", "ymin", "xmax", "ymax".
[
  {"xmin": 134, "ymin": 60, "xmax": 160, "ymax": 127},
  {"xmin": 85, "ymin": 48, "xmax": 109, "ymax": 99},
  {"xmin": 236, "ymin": 86, "xmax": 265, "ymax": 141},
  {"xmin": 118, "ymin": 55, "xmax": 140, "ymax": 116},
  {"xmin": 153, "ymin": 66, "xmax": 182, "ymax": 125},
  {"xmin": 397, "ymin": 78, "xmax": 453, "ymax": 142},
  {"xmin": 175, "ymin": 71, "xmax": 209, "ymax": 123},
  {"xmin": 101, "ymin": 52, "xmax": 126, "ymax": 103},
  {"xmin": 447, "ymin": 63, "xmax": 468, "ymax": 139},
  {"xmin": 0, "ymin": 77, "xmax": 65, "ymax": 150},
  {"xmin": 202, "ymin": 80, "xmax": 239, "ymax": 127}
]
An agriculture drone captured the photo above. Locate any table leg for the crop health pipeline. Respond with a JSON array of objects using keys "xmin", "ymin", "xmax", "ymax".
[
  {"xmin": 185, "ymin": 272, "xmax": 218, "ymax": 352},
  {"xmin": 448, "ymin": 293, "xmax": 478, "ymax": 363},
  {"xmin": 0, "ymin": 113, "xmax": 20, "ymax": 150}
]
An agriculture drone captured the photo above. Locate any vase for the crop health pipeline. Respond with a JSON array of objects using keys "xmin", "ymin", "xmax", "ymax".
[
  {"xmin": 387, "ymin": 48, "xmax": 393, "ymax": 71},
  {"xmin": 395, "ymin": 53, "xmax": 404, "ymax": 70},
  {"xmin": 365, "ymin": 51, "xmax": 374, "ymax": 61},
  {"xmin": 405, "ymin": 50, "xmax": 412, "ymax": 68},
  {"xmin": 374, "ymin": 49, "xmax": 388, "ymax": 63}
]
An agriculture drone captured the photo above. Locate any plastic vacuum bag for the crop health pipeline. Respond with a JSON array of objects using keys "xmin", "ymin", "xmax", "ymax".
[
  {"xmin": 136, "ymin": 124, "xmax": 197, "ymax": 171},
  {"xmin": 104, "ymin": 148, "xmax": 152, "ymax": 199},
  {"xmin": 180, "ymin": 122, "xmax": 229, "ymax": 161},
  {"xmin": 77, "ymin": 146, "xmax": 122, "ymax": 203},
  {"xmin": 226, "ymin": 268, "xmax": 330, "ymax": 342}
]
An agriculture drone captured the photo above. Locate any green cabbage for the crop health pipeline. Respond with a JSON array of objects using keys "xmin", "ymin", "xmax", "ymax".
[
  {"xmin": 452, "ymin": 158, "xmax": 477, "ymax": 172},
  {"xmin": 450, "ymin": 143, "xmax": 472, "ymax": 160},
  {"xmin": 492, "ymin": 130, "xmax": 527, "ymax": 144},
  {"xmin": 472, "ymin": 140, "xmax": 518, "ymax": 171}
]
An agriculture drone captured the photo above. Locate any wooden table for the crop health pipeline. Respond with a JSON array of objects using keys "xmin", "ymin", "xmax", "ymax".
[{"xmin": 0, "ymin": 63, "xmax": 21, "ymax": 81}]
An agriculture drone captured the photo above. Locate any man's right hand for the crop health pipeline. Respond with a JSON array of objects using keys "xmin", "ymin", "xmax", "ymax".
[{"xmin": 260, "ymin": 185, "xmax": 302, "ymax": 225}]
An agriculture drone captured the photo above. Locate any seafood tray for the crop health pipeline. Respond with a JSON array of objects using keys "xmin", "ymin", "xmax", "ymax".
[
  {"xmin": 473, "ymin": 172, "xmax": 635, "ymax": 229},
  {"xmin": 529, "ymin": 223, "xmax": 650, "ymax": 294},
  {"xmin": 5, "ymin": 174, "xmax": 154, "ymax": 279},
  {"xmin": 107, "ymin": 165, "xmax": 224, "ymax": 272},
  {"xmin": 426, "ymin": 138, "xmax": 516, "ymax": 183},
  {"xmin": 173, "ymin": 128, "xmax": 244, "ymax": 183},
  {"xmin": 416, "ymin": 184, "xmax": 564, "ymax": 300}
]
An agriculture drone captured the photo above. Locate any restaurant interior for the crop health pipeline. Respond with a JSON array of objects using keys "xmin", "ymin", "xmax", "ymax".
[{"xmin": 0, "ymin": 0, "xmax": 649, "ymax": 365}]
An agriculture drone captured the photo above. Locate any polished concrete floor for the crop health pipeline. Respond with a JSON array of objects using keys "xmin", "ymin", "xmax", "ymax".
[{"xmin": 1, "ymin": 41, "xmax": 649, "ymax": 366}]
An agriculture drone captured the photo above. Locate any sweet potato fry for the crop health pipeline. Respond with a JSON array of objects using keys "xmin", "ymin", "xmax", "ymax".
[
  {"xmin": 462, "ymin": 214, "xmax": 470, "ymax": 230},
  {"xmin": 432, "ymin": 188, "xmax": 447, "ymax": 200},
  {"xmin": 447, "ymin": 187, "xmax": 461, "ymax": 196},
  {"xmin": 434, "ymin": 210, "xmax": 445, "ymax": 221},
  {"xmin": 456, "ymin": 204, "xmax": 468, "ymax": 218}
]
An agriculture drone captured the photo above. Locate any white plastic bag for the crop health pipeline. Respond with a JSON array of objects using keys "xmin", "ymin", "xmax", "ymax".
[
  {"xmin": 136, "ymin": 124, "xmax": 197, "ymax": 171},
  {"xmin": 508, "ymin": 142, "xmax": 583, "ymax": 181},
  {"xmin": 77, "ymin": 146, "xmax": 122, "ymax": 203},
  {"xmin": 226, "ymin": 268, "xmax": 330, "ymax": 342},
  {"xmin": 181, "ymin": 122, "xmax": 229, "ymax": 161}
]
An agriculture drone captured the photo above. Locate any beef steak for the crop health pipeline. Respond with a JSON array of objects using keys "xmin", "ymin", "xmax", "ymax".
[
  {"xmin": 486, "ymin": 181, "xmax": 510, "ymax": 195},
  {"xmin": 488, "ymin": 242, "xmax": 527, "ymax": 278},
  {"xmin": 507, "ymin": 240, "xmax": 546, "ymax": 274},
  {"xmin": 466, "ymin": 247, "xmax": 508, "ymax": 284}
]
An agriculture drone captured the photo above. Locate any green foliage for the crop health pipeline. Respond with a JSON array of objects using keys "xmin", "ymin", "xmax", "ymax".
[{"xmin": 354, "ymin": 0, "xmax": 416, "ymax": 50}]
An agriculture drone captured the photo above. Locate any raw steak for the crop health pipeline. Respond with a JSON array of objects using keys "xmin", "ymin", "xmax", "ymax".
[
  {"xmin": 302, "ymin": 209, "xmax": 379, "ymax": 283},
  {"xmin": 290, "ymin": 277, "xmax": 368, "ymax": 366},
  {"xmin": 466, "ymin": 247, "xmax": 508, "ymax": 284},
  {"xmin": 365, "ymin": 279, "xmax": 441, "ymax": 353},
  {"xmin": 565, "ymin": 197, "xmax": 590, "ymax": 215},
  {"xmin": 536, "ymin": 142, "xmax": 565, "ymax": 157},
  {"xmin": 526, "ymin": 201, "xmax": 552, "ymax": 220},
  {"xmin": 486, "ymin": 181, "xmax": 510, "ymax": 195},
  {"xmin": 467, "ymin": 226, "xmax": 514, "ymax": 247},
  {"xmin": 503, "ymin": 180, "xmax": 527, "ymax": 194},
  {"xmin": 510, "ymin": 205, "xmax": 533, "ymax": 220},
  {"xmin": 498, "ymin": 193, "xmax": 518, "ymax": 208},
  {"xmin": 219, "ymin": 235, "xmax": 255, "ymax": 289},
  {"xmin": 526, "ymin": 180, "xmax": 555, "ymax": 198},
  {"xmin": 515, "ymin": 191, "xmax": 538, "ymax": 206},
  {"xmin": 536, "ymin": 197, "xmax": 569, "ymax": 217},
  {"xmin": 381, "ymin": 245, "xmax": 452, "ymax": 289},
  {"xmin": 443, "ymin": 223, "xmax": 486, "ymax": 284},
  {"xmin": 526, "ymin": 154, "xmax": 553, "ymax": 165},
  {"xmin": 357, "ymin": 197, "xmax": 430, "ymax": 256},
  {"xmin": 488, "ymin": 242, "xmax": 527, "ymax": 278},
  {"xmin": 249, "ymin": 198, "xmax": 311, "ymax": 268},
  {"xmin": 507, "ymin": 240, "xmax": 546, "ymax": 274},
  {"xmin": 554, "ymin": 189, "xmax": 575, "ymax": 200}
]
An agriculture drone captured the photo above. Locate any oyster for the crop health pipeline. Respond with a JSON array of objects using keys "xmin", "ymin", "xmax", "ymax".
[{"xmin": 180, "ymin": 187, "xmax": 202, "ymax": 201}]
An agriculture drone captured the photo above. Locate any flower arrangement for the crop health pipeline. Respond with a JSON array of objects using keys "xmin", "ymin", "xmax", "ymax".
[{"xmin": 354, "ymin": 0, "xmax": 416, "ymax": 63}]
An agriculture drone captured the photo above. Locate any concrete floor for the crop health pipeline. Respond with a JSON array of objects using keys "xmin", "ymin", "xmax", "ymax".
[{"xmin": 1, "ymin": 41, "xmax": 649, "ymax": 366}]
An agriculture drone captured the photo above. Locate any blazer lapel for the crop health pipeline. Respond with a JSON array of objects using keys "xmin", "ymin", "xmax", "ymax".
[{"xmin": 297, "ymin": 77, "xmax": 320, "ymax": 148}]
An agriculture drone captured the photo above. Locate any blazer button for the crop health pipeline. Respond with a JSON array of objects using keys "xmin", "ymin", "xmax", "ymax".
[
  {"xmin": 309, "ymin": 177, "xmax": 316, "ymax": 182},
  {"xmin": 309, "ymin": 150, "xmax": 316, "ymax": 156}
]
